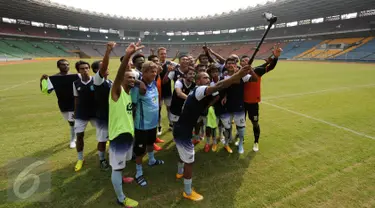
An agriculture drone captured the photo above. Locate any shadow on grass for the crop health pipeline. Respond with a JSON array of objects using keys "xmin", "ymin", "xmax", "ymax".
[{"xmin": 1, "ymin": 134, "xmax": 255, "ymax": 208}]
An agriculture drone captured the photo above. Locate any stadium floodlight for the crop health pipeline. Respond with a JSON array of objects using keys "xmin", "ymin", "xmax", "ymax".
[{"xmin": 248, "ymin": 12, "xmax": 278, "ymax": 65}]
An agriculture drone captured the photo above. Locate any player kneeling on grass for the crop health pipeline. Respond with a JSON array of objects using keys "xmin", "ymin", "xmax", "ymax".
[
  {"xmin": 131, "ymin": 61, "xmax": 164, "ymax": 187},
  {"xmin": 173, "ymin": 66, "xmax": 254, "ymax": 201},
  {"xmin": 109, "ymin": 41, "xmax": 144, "ymax": 207},
  {"xmin": 73, "ymin": 61, "xmax": 101, "ymax": 172}
]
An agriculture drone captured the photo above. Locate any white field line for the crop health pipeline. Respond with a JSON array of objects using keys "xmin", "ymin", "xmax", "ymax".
[
  {"xmin": 263, "ymin": 83, "xmax": 375, "ymax": 100},
  {"xmin": 0, "ymin": 80, "xmax": 36, "ymax": 92},
  {"xmin": 263, "ymin": 101, "xmax": 375, "ymax": 140}
]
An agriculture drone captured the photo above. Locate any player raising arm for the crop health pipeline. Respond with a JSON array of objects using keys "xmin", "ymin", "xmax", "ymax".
[
  {"xmin": 173, "ymin": 64, "xmax": 254, "ymax": 202},
  {"xmin": 243, "ymin": 44, "xmax": 282, "ymax": 152},
  {"xmin": 109, "ymin": 41, "xmax": 144, "ymax": 208},
  {"xmin": 93, "ymin": 42, "xmax": 116, "ymax": 170}
]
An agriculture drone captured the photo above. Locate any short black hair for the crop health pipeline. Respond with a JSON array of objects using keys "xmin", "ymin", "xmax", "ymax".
[
  {"xmin": 196, "ymin": 64, "xmax": 207, "ymax": 71},
  {"xmin": 75, "ymin": 60, "xmax": 90, "ymax": 71},
  {"xmin": 207, "ymin": 64, "xmax": 219, "ymax": 75},
  {"xmin": 225, "ymin": 57, "xmax": 237, "ymax": 65},
  {"xmin": 198, "ymin": 53, "xmax": 208, "ymax": 61},
  {"xmin": 240, "ymin": 55, "xmax": 250, "ymax": 60},
  {"xmin": 179, "ymin": 54, "xmax": 188, "ymax": 60},
  {"xmin": 148, "ymin": 55, "xmax": 158, "ymax": 61},
  {"xmin": 120, "ymin": 56, "xmax": 124, "ymax": 62},
  {"xmin": 91, "ymin": 60, "xmax": 101, "ymax": 73},
  {"xmin": 57, "ymin": 59, "xmax": 68, "ymax": 67},
  {"xmin": 132, "ymin": 53, "xmax": 145, "ymax": 63}
]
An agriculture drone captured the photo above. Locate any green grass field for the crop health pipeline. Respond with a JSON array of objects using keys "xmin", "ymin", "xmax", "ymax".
[{"xmin": 1, "ymin": 60, "xmax": 375, "ymax": 208}]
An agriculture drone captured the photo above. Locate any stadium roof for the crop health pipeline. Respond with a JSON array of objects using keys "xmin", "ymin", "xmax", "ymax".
[{"xmin": 1, "ymin": 0, "xmax": 374, "ymax": 31}]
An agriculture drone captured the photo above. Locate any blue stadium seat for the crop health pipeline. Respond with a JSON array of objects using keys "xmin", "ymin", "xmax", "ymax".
[
  {"xmin": 336, "ymin": 39, "xmax": 375, "ymax": 61},
  {"xmin": 280, "ymin": 40, "xmax": 321, "ymax": 59}
]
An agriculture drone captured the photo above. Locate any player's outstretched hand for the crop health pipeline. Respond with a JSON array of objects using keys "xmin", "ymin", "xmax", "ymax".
[
  {"xmin": 126, "ymin": 41, "xmax": 144, "ymax": 55},
  {"xmin": 238, "ymin": 65, "xmax": 253, "ymax": 77},
  {"xmin": 107, "ymin": 42, "xmax": 116, "ymax": 51},
  {"xmin": 273, "ymin": 43, "xmax": 283, "ymax": 58}
]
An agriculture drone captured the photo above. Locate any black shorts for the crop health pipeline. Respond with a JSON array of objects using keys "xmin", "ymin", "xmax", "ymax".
[
  {"xmin": 244, "ymin": 103, "xmax": 259, "ymax": 122},
  {"xmin": 134, "ymin": 128, "xmax": 157, "ymax": 156}
]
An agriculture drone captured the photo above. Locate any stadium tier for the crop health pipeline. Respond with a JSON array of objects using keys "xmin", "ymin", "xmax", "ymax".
[
  {"xmin": 1, "ymin": 37, "xmax": 375, "ymax": 62},
  {"xmin": 292, "ymin": 37, "xmax": 375, "ymax": 60},
  {"xmin": 0, "ymin": 0, "xmax": 374, "ymax": 62},
  {"xmin": 335, "ymin": 38, "xmax": 375, "ymax": 61},
  {"xmin": 0, "ymin": 14, "xmax": 374, "ymax": 43},
  {"xmin": 278, "ymin": 40, "xmax": 321, "ymax": 59},
  {"xmin": 0, "ymin": 39, "xmax": 75, "ymax": 58}
]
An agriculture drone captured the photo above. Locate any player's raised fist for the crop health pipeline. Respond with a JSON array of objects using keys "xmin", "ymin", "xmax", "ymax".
[{"xmin": 107, "ymin": 42, "xmax": 116, "ymax": 50}]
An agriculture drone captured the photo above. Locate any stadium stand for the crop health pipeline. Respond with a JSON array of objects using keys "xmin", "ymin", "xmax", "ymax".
[
  {"xmin": 141, "ymin": 15, "xmax": 375, "ymax": 44},
  {"xmin": 294, "ymin": 37, "xmax": 374, "ymax": 59},
  {"xmin": 332, "ymin": 37, "xmax": 374, "ymax": 58},
  {"xmin": 361, "ymin": 53, "xmax": 375, "ymax": 61},
  {"xmin": 328, "ymin": 38, "xmax": 363, "ymax": 44},
  {"xmin": 0, "ymin": 0, "xmax": 374, "ymax": 61},
  {"xmin": 3, "ymin": 39, "xmax": 53, "ymax": 57},
  {"xmin": 280, "ymin": 40, "xmax": 322, "ymax": 59},
  {"xmin": 0, "ymin": 40, "xmax": 33, "ymax": 58},
  {"xmin": 3, "ymin": 11, "xmax": 372, "ymax": 43},
  {"xmin": 294, "ymin": 40, "xmax": 329, "ymax": 59},
  {"xmin": 0, "ymin": 24, "xmax": 25, "ymax": 35},
  {"xmin": 335, "ymin": 38, "xmax": 375, "ymax": 61},
  {"xmin": 313, "ymin": 49, "xmax": 342, "ymax": 59},
  {"xmin": 30, "ymin": 41, "xmax": 73, "ymax": 57}
]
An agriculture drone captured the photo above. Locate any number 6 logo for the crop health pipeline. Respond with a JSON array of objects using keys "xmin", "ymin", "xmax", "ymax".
[{"xmin": 13, "ymin": 160, "xmax": 46, "ymax": 199}]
